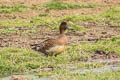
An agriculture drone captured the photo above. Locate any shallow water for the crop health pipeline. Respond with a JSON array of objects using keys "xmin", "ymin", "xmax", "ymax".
[
  {"xmin": 1, "ymin": 66, "xmax": 120, "ymax": 80},
  {"xmin": 90, "ymin": 59, "xmax": 120, "ymax": 64},
  {"xmin": 1, "ymin": 59, "xmax": 120, "ymax": 80},
  {"xmin": 71, "ymin": 66, "xmax": 120, "ymax": 74},
  {"xmin": 0, "ymin": 74, "xmax": 52, "ymax": 80},
  {"xmin": 71, "ymin": 59, "xmax": 120, "ymax": 74}
]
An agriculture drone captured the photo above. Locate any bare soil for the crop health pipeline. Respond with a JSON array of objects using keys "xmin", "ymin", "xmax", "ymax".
[
  {"xmin": 50, "ymin": 7, "xmax": 107, "ymax": 16},
  {"xmin": 92, "ymin": 50, "xmax": 120, "ymax": 60},
  {"xmin": 0, "ymin": 0, "xmax": 52, "ymax": 6},
  {"xmin": 1, "ymin": 0, "xmax": 119, "ymax": 19}
]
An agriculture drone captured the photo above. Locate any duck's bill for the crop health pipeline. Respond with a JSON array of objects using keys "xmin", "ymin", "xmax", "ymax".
[{"xmin": 67, "ymin": 27, "xmax": 73, "ymax": 30}]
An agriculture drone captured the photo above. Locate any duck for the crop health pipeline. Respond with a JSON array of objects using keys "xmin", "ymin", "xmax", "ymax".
[{"xmin": 32, "ymin": 21, "xmax": 73, "ymax": 56}]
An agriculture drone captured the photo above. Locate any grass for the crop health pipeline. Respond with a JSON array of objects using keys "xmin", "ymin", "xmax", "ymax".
[
  {"xmin": 0, "ymin": 4, "xmax": 28, "ymax": 14},
  {"xmin": 0, "ymin": 19, "xmax": 33, "ymax": 27},
  {"xmin": 0, "ymin": 14, "xmax": 93, "ymax": 31},
  {"xmin": 101, "ymin": 7, "xmax": 120, "ymax": 23},
  {"xmin": 69, "ymin": 22, "xmax": 87, "ymax": 31},
  {"xmin": 0, "ymin": 36, "xmax": 120, "ymax": 77},
  {"xmin": 0, "ymin": 27, "xmax": 18, "ymax": 34},
  {"xmin": 81, "ymin": 36, "xmax": 120, "ymax": 54},
  {"xmin": 0, "ymin": 1, "xmax": 97, "ymax": 14},
  {"xmin": 0, "ymin": 42, "xmax": 101, "ymax": 77},
  {"xmin": 53, "ymin": 70, "xmax": 120, "ymax": 80},
  {"xmin": 0, "ymin": 14, "xmax": 90, "ymax": 34},
  {"xmin": 0, "ymin": 47, "xmax": 41, "ymax": 76},
  {"xmin": 45, "ymin": 1, "xmax": 96, "ymax": 10},
  {"xmin": 0, "ymin": 19, "xmax": 34, "ymax": 34},
  {"xmin": 60, "ymin": 14, "xmax": 99, "ymax": 22}
]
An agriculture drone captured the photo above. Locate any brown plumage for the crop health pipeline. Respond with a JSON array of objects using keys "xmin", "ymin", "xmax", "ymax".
[{"xmin": 32, "ymin": 21, "xmax": 73, "ymax": 56}]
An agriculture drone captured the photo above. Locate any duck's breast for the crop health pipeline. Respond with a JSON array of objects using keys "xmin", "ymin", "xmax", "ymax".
[{"xmin": 46, "ymin": 45, "xmax": 66, "ymax": 53}]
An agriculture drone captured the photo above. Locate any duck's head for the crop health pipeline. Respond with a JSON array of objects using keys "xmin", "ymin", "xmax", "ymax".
[{"xmin": 59, "ymin": 21, "xmax": 73, "ymax": 34}]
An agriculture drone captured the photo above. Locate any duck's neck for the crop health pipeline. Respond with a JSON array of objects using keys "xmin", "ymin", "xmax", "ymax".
[
  {"xmin": 60, "ymin": 29, "xmax": 65, "ymax": 35},
  {"xmin": 59, "ymin": 26, "xmax": 67, "ymax": 45},
  {"xmin": 59, "ymin": 31, "xmax": 68, "ymax": 45}
]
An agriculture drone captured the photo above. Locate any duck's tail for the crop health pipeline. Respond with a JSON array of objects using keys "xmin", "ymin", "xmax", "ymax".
[{"xmin": 31, "ymin": 44, "xmax": 41, "ymax": 51}]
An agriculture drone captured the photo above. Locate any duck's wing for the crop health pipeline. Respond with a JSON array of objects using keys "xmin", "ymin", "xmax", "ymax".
[{"xmin": 32, "ymin": 39, "xmax": 56, "ymax": 53}]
